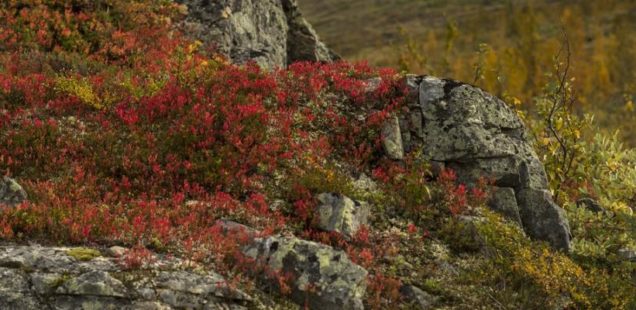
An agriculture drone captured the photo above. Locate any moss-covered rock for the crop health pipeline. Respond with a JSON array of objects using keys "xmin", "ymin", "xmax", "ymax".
[{"xmin": 67, "ymin": 248, "xmax": 102, "ymax": 262}]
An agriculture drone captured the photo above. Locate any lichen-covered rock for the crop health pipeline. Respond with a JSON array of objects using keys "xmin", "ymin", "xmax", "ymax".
[
  {"xmin": 0, "ymin": 176, "xmax": 27, "ymax": 207},
  {"xmin": 315, "ymin": 193, "xmax": 369, "ymax": 239},
  {"xmin": 397, "ymin": 75, "xmax": 571, "ymax": 251},
  {"xmin": 0, "ymin": 268, "xmax": 40, "ymax": 310},
  {"xmin": 177, "ymin": 0, "xmax": 337, "ymax": 69},
  {"xmin": 0, "ymin": 244, "xmax": 251, "ymax": 309},
  {"xmin": 382, "ymin": 115, "xmax": 405, "ymax": 160},
  {"xmin": 244, "ymin": 235, "xmax": 368, "ymax": 310},
  {"xmin": 56, "ymin": 271, "xmax": 128, "ymax": 297}
]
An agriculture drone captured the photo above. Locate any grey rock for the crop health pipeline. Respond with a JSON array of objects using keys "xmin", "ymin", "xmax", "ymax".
[
  {"xmin": 0, "ymin": 268, "xmax": 40, "ymax": 310},
  {"xmin": 268, "ymin": 199, "xmax": 287, "ymax": 212},
  {"xmin": 353, "ymin": 173, "xmax": 378, "ymax": 193},
  {"xmin": 488, "ymin": 187, "xmax": 522, "ymax": 224},
  {"xmin": 418, "ymin": 80, "xmax": 524, "ymax": 162},
  {"xmin": 315, "ymin": 193, "xmax": 369, "ymax": 239},
  {"xmin": 244, "ymin": 235, "xmax": 368, "ymax": 310},
  {"xmin": 516, "ymin": 189, "xmax": 571, "ymax": 251},
  {"xmin": 400, "ymin": 285, "xmax": 436, "ymax": 309},
  {"xmin": 0, "ymin": 176, "xmax": 27, "ymax": 207},
  {"xmin": 126, "ymin": 301, "xmax": 172, "ymax": 310},
  {"xmin": 618, "ymin": 248, "xmax": 636, "ymax": 262},
  {"xmin": 0, "ymin": 244, "xmax": 252, "ymax": 309},
  {"xmin": 215, "ymin": 219, "xmax": 258, "ymax": 239},
  {"xmin": 50, "ymin": 296, "xmax": 129, "ymax": 310},
  {"xmin": 382, "ymin": 115, "xmax": 405, "ymax": 160},
  {"xmin": 155, "ymin": 270, "xmax": 250, "ymax": 301},
  {"xmin": 281, "ymin": 0, "xmax": 339, "ymax": 65},
  {"xmin": 402, "ymin": 75, "xmax": 571, "ymax": 251},
  {"xmin": 177, "ymin": 0, "xmax": 337, "ymax": 69},
  {"xmin": 576, "ymin": 198, "xmax": 605, "ymax": 213},
  {"xmin": 31, "ymin": 272, "xmax": 64, "ymax": 295},
  {"xmin": 0, "ymin": 245, "xmax": 75, "ymax": 272},
  {"xmin": 105, "ymin": 246, "xmax": 127, "ymax": 258},
  {"xmin": 56, "ymin": 271, "xmax": 128, "ymax": 297}
]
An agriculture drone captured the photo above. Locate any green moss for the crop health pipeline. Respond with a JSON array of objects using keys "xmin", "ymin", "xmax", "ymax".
[{"xmin": 67, "ymin": 248, "xmax": 102, "ymax": 261}]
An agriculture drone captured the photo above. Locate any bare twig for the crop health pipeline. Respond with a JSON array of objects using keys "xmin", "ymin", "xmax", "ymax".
[{"xmin": 546, "ymin": 29, "xmax": 578, "ymax": 200}]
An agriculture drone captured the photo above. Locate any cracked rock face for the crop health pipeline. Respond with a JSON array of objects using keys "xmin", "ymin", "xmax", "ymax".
[
  {"xmin": 177, "ymin": 0, "xmax": 338, "ymax": 69},
  {"xmin": 244, "ymin": 235, "xmax": 368, "ymax": 310},
  {"xmin": 0, "ymin": 244, "xmax": 250, "ymax": 310},
  {"xmin": 392, "ymin": 75, "xmax": 571, "ymax": 251}
]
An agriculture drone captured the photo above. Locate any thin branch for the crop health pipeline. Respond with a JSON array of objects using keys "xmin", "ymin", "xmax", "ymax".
[{"xmin": 546, "ymin": 29, "xmax": 574, "ymax": 200}]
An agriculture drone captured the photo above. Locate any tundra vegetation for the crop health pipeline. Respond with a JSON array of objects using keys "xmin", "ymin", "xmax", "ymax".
[{"xmin": 0, "ymin": 1, "xmax": 634, "ymax": 309}]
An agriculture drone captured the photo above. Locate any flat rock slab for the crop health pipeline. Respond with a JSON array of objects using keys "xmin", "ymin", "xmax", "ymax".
[{"xmin": 0, "ymin": 244, "xmax": 251, "ymax": 310}]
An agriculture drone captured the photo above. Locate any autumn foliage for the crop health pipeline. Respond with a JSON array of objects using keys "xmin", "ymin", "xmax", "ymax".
[{"xmin": 3, "ymin": 1, "xmax": 633, "ymax": 309}]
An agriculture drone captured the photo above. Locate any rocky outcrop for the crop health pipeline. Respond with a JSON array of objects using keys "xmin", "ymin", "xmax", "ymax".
[
  {"xmin": 0, "ymin": 243, "xmax": 251, "ymax": 309},
  {"xmin": 0, "ymin": 176, "xmax": 27, "ymax": 207},
  {"xmin": 177, "ymin": 0, "xmax": 338, "ymax": 69},
  {"xmin": 244, "ymin": 235, "xmax": 368, "ymax": 310},
  {"xmin": 387, "ymin": 75, "xmax": 571, "ymax": 251},
  {"xmin": 314, "ymin": 193, "xmax": 370, "ymax": 240},
  {"xmin": 174, "ymin": 0, "xmax": 572, "ymax": 251}
]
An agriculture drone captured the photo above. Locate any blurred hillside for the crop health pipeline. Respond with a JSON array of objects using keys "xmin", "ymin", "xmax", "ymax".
[{"xmin": 299, "ymin": 0, "xmax": 636, "ymax": 145}]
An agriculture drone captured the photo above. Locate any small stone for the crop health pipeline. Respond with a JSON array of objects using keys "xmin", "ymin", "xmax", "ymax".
[
  {"xmin": 0, "ymin": 176, "xmax": 28, "ymax": 207},
  {"xmin": 268, "ymin": 199, "xmax": 286, "ymax": 212},
  {"xmin": 382, "ymin": 115, "xmax": 404, "ymax": 160},
  {"xmin": 314, "ymin": 193, "xmax": 369, "ymax": 239},
  {"xmin": 215, "ymin": 219, "xmax": 258, "ymax": 239},
  {"xmin": 353, "ymin": 173, "xmax": 377, "ymax": 193},
  {"xmin": 106, "ymin": 246, "xmax": 127, "ymax": 258}
]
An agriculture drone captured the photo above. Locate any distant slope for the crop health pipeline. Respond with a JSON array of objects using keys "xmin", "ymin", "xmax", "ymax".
[
  {"xmin": 297, "ymin": 0, "xmax": 636, "ymax": 145},
  {"xmin": 297, "ymin": 0, "xmax": 518, "ymax": 60}
]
